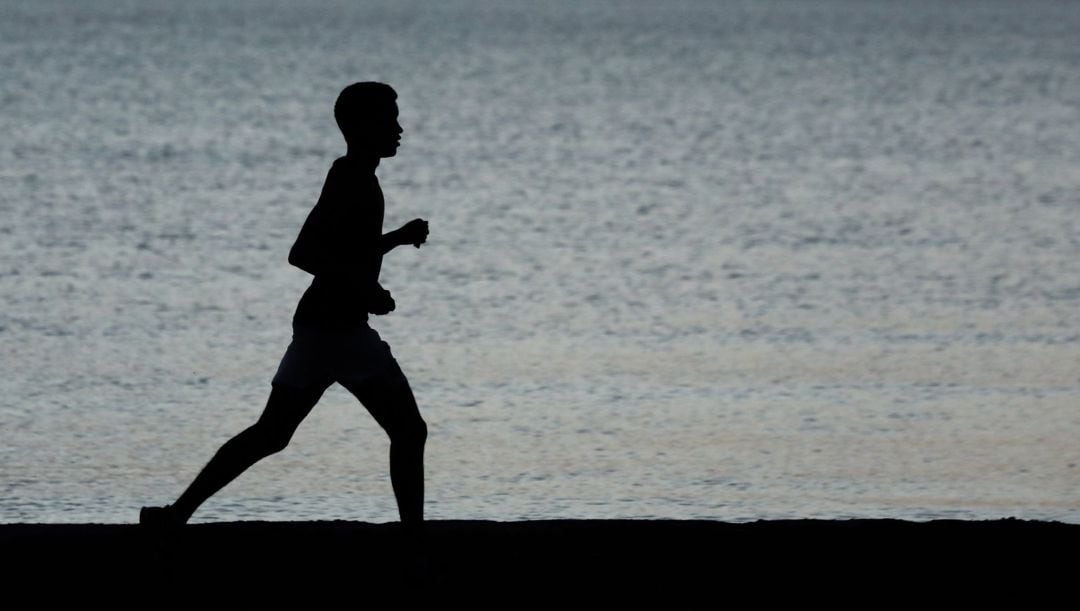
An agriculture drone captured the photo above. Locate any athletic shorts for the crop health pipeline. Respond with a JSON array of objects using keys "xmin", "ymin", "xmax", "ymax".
[{"xmin": 271, "ymin": 324, "xmax": 404, "ymax": 392}]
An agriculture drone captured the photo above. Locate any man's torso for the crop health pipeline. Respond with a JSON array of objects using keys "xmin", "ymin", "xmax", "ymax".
[{"xmin": 291, "ymin": 157, "xmax": 384, "ymax": 328}]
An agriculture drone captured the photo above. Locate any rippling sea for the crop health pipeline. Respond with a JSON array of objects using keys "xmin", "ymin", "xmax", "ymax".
[{"xmin": 2, "ymin": 0, "xmax": 1079, "ymax": 523}]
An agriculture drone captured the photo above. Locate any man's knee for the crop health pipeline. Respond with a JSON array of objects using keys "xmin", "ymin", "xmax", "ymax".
[
  {"xmin": 390, "ymin": 416, "xmax": 427, "ymax": 447},
  {"xmin": 253, "ymin": 384, "xmax": 321, "ymax": 454}
]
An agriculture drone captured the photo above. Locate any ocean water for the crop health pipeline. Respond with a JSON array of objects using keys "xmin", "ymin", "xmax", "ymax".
[{"xmin": 2, "ymin": 0, "xmax": 1079, "ymax": 524}]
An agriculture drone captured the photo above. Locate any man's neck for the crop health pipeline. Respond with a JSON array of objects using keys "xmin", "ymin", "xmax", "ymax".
[{"xmin": 345, "ymin": 147, "xmax": 380, "ymax": 174}]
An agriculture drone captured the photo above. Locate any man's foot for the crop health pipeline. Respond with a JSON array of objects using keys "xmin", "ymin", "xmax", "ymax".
[{"xmin": 139, "ymin": 504, "xmax": 185, "ymax": 528}]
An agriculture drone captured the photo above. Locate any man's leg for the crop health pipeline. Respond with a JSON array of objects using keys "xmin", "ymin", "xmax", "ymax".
[
  {"xmin": 344, "ymin": 367, "xmax": 427, "ymax": 524},
  {"xmin": 143, "ymin": 384, "xmax": 324, "ymax": 525}
]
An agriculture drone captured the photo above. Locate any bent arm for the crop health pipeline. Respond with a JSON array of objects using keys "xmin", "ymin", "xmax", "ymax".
[
  {"xmin": 288, "ymin": 224, "xmax": 346, "ymax": 277},
  {"xmin": 382, "ymin": 219, "xmax": 428, "ymax": 254},
  {"xmin": 378, "ymin": 229, "xmax": 405, "ymax": 256},
  {"xmin": 288, "ymin": 196, "xmax": 384, "ymax": 277},
  {"xmin": 290, "ymin": 230, "xmax": 389, "ymax": 277}
]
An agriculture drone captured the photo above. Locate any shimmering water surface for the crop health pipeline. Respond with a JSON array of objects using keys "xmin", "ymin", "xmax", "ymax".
[{"xmin": 2, "ymin": 0, "xmax": 1079, "ymax": 523}]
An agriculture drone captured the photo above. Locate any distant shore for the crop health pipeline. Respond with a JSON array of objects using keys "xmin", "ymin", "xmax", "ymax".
[{"xmin": 2, "ymin": 519, "xmax": 1075, "ymax": 599}]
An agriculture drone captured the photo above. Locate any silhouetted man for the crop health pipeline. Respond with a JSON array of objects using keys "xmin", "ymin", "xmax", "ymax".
[{"xmin": 141, "ymin": 82, "xmax": 429, "ymax": 526}]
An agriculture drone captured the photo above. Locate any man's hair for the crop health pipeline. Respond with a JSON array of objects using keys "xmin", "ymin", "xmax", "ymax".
[{"xmin": 334, "ymin": 82, "xmax": 397, "ymax": 140}]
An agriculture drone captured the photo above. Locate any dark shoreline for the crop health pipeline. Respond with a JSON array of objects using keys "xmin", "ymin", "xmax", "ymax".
[{"xmin": 3, "ymin": 519, "xmax": 1076, "ymax": 599}]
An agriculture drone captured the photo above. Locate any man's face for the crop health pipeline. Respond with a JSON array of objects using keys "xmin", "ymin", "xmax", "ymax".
[{"xmin": 370, "ymin": 101, "xmax": 402, "ymax": 158}]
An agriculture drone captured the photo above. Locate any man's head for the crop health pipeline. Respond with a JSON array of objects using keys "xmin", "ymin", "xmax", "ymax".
[{"xmin": 335, "ymin": 82, "xmax": 401, "ymax": 157}]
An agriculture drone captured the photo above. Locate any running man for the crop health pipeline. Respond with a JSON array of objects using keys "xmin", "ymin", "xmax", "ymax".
[{"xmin": 141, "ymin": 82, "xmax": 429, "ymax": 526}]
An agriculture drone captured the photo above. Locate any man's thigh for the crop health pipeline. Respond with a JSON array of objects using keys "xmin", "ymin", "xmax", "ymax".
[
  {"xmin": 272, "ymin": 329, "xmax": 336, "ymax": 391},
  {"xmin": 258, "ymin": 383, "xmax": 328, "ymax": 433},
  {"xmin": 340, "ymin": 362, "xmax": 423, "ymax": 436}
]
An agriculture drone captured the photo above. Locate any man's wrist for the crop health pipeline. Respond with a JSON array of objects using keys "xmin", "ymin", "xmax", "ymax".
[{"xmin": 389, "ymin": 228, "xmax": 405, "ymax": 247}]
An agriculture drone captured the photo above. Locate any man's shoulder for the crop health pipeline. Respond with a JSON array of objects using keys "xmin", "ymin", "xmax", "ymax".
[
  {"xmin": 324, "ymin": 156, "xmax": 376, "ymax": 187},
  {"xmin": 319, "ymin": 157, "xmax": 356, "ymax": 196},
  {"xmin": 326, "ymin": 156, "xmax": 349, "ymax": 178}
]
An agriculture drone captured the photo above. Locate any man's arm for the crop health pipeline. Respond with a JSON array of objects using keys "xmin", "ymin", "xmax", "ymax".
[
  {"xmin": 288, "ymin": 203, "xmax": 344, "ymax": 277},
  {"xmin": 378, "ymin": 219, "xmax": 429, "ymax": 255},
  {"xmin": 366, "ymin": 220, "xmax": 426, "ymax": 314},
  {"xmin": 291, "ymin": 219, "xmax": 394, "ymax": 314},
  {"xmin": 367, "ymin": 282, "xmax": 396, "ymax": 315},
  {"xmin": 290, "ymin": 217, "xmax": 428, "ymax": 274}
]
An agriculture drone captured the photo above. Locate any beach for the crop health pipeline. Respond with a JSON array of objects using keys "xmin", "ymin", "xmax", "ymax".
[{"xmin": 3, "ymin": 519, "xmax": 1075, "ymax": 600}]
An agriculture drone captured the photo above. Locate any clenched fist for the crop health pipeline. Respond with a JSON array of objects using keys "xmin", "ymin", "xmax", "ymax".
[
  {"xmin": 399, "ymin": 218, "xmax": 429, "ymax": 248},
  {"xmin": 368, "ymin": 286, "xmax": 396, "ymax": 315}
]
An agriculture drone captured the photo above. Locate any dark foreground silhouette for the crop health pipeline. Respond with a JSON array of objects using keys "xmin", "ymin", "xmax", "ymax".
[
  {"xmin": 2, "ymin": 519, "xmax": 1075, "ymax": 600},
  {"xmin": 142, "ymin": 82, "xmax": 429, "ymax": 527}
]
